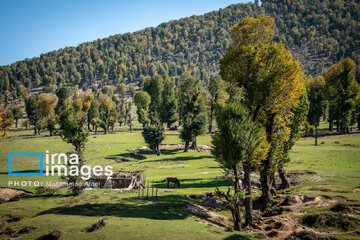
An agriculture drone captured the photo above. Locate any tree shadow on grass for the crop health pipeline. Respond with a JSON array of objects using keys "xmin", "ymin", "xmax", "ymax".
[
  {"xmin": 37, "ymin": 195, "xmax": 190, "ymax": 220},
  {"xmin": 144, "ymin": 155, "xmax": 211, "ymax": 163},
  {"xmin": 105, "ymin": 149, "xmax": 182, "ymax": 162},
  {"xmin": 105, "ymin": 152, "xmax": 146, "ymax": 161},
  {"xmin": 136, "ymin": 149, "xmax": 182, "ymax": 156},
  {"xmin": 223, "ymin": 234, "xmax": 255, "ymax": 240},
  {"xmin": 152, "ymin": 177, "xmax": 231, "ymax": 189},
  {"xmin": 29, "ymin": 193, "xmax": 74, "ymax": 199}
]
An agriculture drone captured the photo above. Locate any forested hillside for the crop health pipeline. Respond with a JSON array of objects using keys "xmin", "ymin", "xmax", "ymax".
[{"xmin": 0, "ymin": 0, "xmax": 359, "ymax": 102}]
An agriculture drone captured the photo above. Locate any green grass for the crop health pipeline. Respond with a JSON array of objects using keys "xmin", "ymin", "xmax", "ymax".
[
  {"xmin": 0, "ymin": 127, "xmax": 359, "ymax": 239},
  {"xmin": 287, "ymin": 134, "xmax": 360, "ymax": 201}
]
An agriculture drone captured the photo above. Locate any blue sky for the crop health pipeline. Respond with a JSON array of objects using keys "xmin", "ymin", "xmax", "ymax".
[{"xmin": 0, "ymin": 0, "xmax": 248, "ymax": 66}]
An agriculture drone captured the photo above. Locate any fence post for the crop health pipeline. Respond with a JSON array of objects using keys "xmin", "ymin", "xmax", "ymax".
[
  {"xmin": 151, "ymin": 181, "xmax": 154, "ymax": 200},
  {"xmin": 146, "ymin": 180, "xmax": 149, "ymax": 200}
]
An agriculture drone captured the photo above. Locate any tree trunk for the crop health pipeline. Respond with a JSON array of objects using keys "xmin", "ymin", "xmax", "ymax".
[
  {"xmin": 260, "ymin": 114, "xmax": 275, "ymax": 209},
  {"xmin": 329, "ymin": 109, "xmax": 333, "ymax": 131},
  {"xmin": 184, "ymin": 141, "xmax": 189, "ymax": 152},
  {"xmin": 88, "ymin": 121, "xmax": 91, "ymax": 131},
  {"xmin": 15, "ymin": 119, "xmax": 18, "ymax": 128},
  {"xmin": 104, "ymin": 126, "xmax": 108, "ymax": 134},
  {"xmin": 260, "ymin": 168, "xmax": 271, "ymax": 209},
  {"xmin": 190, "ymin": 137, "xmax": 197, "ymax": 149},
  {"xmin": 329, "ymin": 120, "xmax": 333, "ymax": 131},
  {"xmin": 336, "ymin": 121, "xmax": 339, "ymax": 132},
  {"xmin": 243, "ymin": 163, "xmax": 253, "ymax": 227},
  {"xmin": 278, "ymin": 168, "xmax": 290, "ymax": 189},
  {"xmin": 233, "ymin": 165, "xmax": 242, "ymax": 231},
  {"xmin": 232, "ymin": 207, "xmax": 242, "ymax": 231},
  {"xmin": 315, "ymin": 125, "xmax": 318, "ymax": 146},
  {"xmin": 208, "ymin": 103, "xmax": 214, "ymax": 133},
  {"xmin": 95, "ymin": 126, "xmax": 98, "ymax": 135},
  {"xmin": 129, "ymin": 120, "xmax": 132, "ymax": 132},
  {"xmin": 156, "ymin": 144, "xmax": 161, "ymax": 156},
  {"xmin": 270, "ymin": 172, "xmax": 276, "ymax": 187},
  {"xmin": 167, "ymin": 122, "xmax": 171, "ymax": 129}
]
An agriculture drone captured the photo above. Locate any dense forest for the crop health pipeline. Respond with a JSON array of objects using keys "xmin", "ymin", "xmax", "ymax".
[{"xmin": 0, "ymin": 0, "xmax": 359, "ymax": 102}]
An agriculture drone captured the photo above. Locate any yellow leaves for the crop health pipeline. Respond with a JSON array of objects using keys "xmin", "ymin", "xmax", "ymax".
[
  {"xmin": 90, "ymin": 117, "xmax": 102, "ymax": 127},
  {"xmin": 324, "ymin": 58, "xmax": 356, "ymax": 84},
  {"xmin": 0, "ymin": 104, "xmax": 4, "ymax": 150},
  {"xmin": 229, "ymin": 15, "xmax": 274, "ymax": 46},
  {"xmin": 220, "ymin": 16, "xmax": 305, "ymax": 167},
  {"xmin": 250, "ymin": 126, "xmax": 270, "ymax": 165},
  {"xmin": 99, "ymin": 94, "xmax": 115, "ymax": 112},
  {"xmin": 82, "ymin": 93, "xmax": 94, "ymax": 112},
  {"xmin": 0, "ymin": 104, "xmax": 13, "ymax": 148},
  {"xmin": 307, "ymin": 75, "xmax": 325, "ymax": 89},
  {"xmin": 0, "ymin": 104, "xmax": 5, "ymax": 139},
  {"xmin": 72, "ymin": 98, "xmax": 83, "ymax": 113},
  {"xmin": 96, "ymin": 59, "xmax": 104, "ymax": 66},
  {"xmin": 38, "ymin": 93, "xmax": 58, "ymax": 117},
  {"xmin": 255, "ymin": 43, "xmax": 303, "ymax": 114}
]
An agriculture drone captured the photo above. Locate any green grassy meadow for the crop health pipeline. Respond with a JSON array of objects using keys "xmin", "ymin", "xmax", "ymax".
[{"xmin": 0, "ymin": 126, "xmax": 360, "ymax": 239}]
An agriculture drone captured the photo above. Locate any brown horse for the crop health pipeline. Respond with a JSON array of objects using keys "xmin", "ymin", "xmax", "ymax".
[{"xmin": 162, "ymin": 177, "xmax": 181, "ymax": 188}]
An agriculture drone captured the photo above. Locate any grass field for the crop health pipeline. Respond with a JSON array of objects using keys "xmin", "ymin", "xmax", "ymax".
[{"xmin": 0, "ymin": 125, "xmax": 359, "ymax": 239}]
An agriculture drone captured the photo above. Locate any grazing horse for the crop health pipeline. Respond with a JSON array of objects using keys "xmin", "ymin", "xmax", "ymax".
[{"xmin": 162, "ymin": 177, "xmax": 181, "ymax": 188}]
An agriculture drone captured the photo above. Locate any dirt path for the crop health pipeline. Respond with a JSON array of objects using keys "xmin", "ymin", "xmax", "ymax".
[{"xmin": 0, "ymin": 188, "xmax": 31, "ymax": 204}]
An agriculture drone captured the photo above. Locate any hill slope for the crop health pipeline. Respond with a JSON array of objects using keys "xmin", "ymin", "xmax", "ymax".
[{"xmin": 0, "ymin": 0, "xmax": 359, "ymax": 100}]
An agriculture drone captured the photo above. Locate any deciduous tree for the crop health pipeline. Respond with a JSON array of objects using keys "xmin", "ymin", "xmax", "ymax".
[
  {"xmin": 12, "ymin": 107, "xmax": 23, "ymax": 128},
  {"xmin": 307, "ymin": 75, "xmax": 326, "ymax": 145},
  {"xmin": 143, "ymin": 75, "xmax": 164, "ymax": 123},
  {"xmin": 25, "ymin": 95, "xmax": 41, "ymax": 135},
  {"xmin": 38, "ymin": 93, "xmax": 59, "ymax": 135},
  {"xmin": 179, "ymin": 74, "xmax": 207, "ymax": 151},
  {"xmin": 134, "ymin": 91, "xmax": 151, "ymax": 128},
  {"xmin": 212, "ymin": 102, "xmax": 268, "ymax": 229},
  {"xmin": 220, "ymin": 15, "xmax": 303, "ymax": 206},
  {"xmin": 324, "ymin": 58, "xmax": 359, "ymax": 133},
  {"xmin": 208, "ymin": 75, "xmax": 227, "ymax": 133},
  {"xmin": 142, "ymin": 124, "xmax": 165, "ymax": 156},
  {"xmin": 160, "ymin": 76, "xmax": 177, "ymax": 128},
  {"xmin": 59, "ymin": 105, "xmax": 88, "ymax": 195},
  {"xmin": 98, "ymin": 94, "xmax": 115, "ymax": 134}
]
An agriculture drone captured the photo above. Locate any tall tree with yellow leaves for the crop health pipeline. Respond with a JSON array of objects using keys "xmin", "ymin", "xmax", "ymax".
[
  {"xmin": 38, "ymin": 93, "xmax": 59, "ymax": 135},
  {"xmin": 0, "ymin": 104, "xmax": 13, "ymax": 138},
  {"xmin": 220, "ymin": 15, "xmax": 304, "ymax": 207}
]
